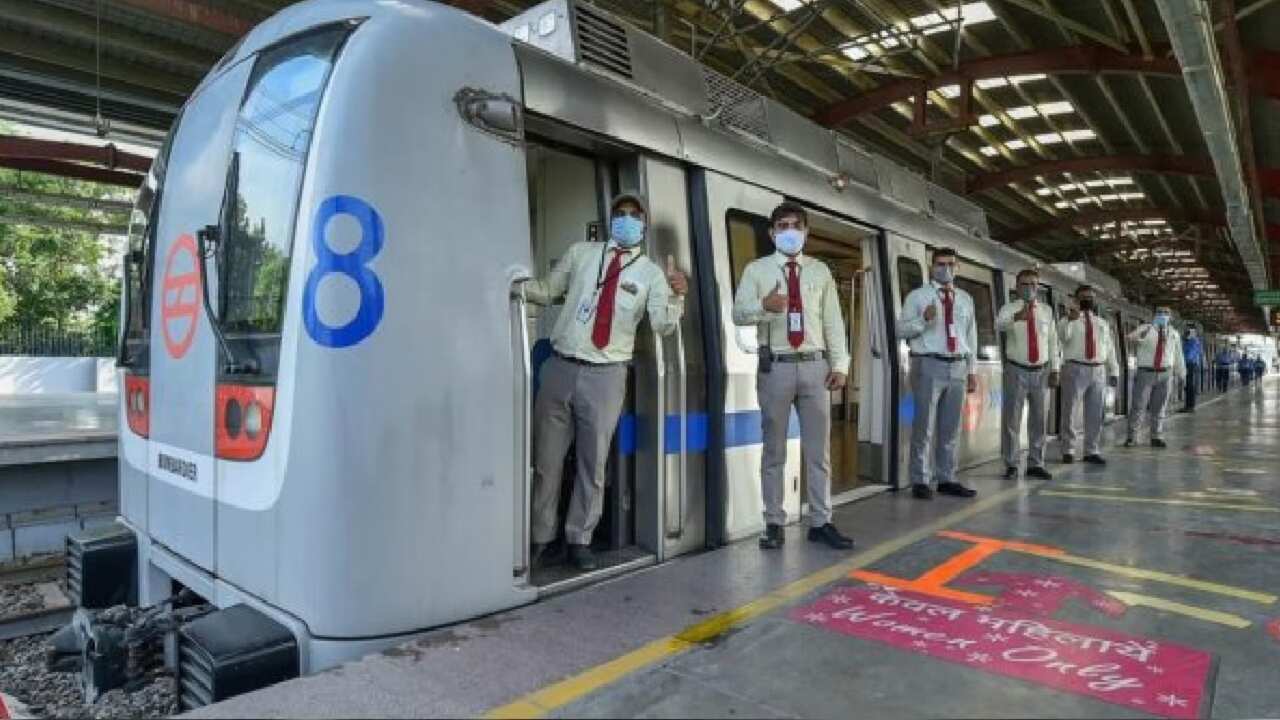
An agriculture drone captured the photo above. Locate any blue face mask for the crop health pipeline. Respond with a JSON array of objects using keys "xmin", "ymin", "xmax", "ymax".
[
  {"xmin": 610, "ymin": 215, "xmax": 645, "ymax": 247},
  {"xmin": 774, "ymin": 228, "xmax": 805, "ymax": 256},
  {"xmin": 1154, "ymin": 314, "xmax": 1170, "ymax": 327},
  {"xmin": 933, "ymin": 265, "xmax": 955, "ymax": 285}
]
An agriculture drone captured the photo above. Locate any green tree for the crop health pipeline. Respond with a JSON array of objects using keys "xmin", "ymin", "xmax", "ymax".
[{"xmin": 0, "ymin": 163, "xmax": 131, "ymax": 340}]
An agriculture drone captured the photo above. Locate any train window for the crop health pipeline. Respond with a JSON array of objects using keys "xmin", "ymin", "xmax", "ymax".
[
  {"xmin": 896, "ymin": 257, "xmax": 923, "ymax": 303},
  {"xmin": 955, "ymin": 277, "xmax": 998, "ymax": 360},
  {"xmin": 217, "ymin": 25, "xmax": 352, "ymax": 376},
  {"xmin": 725, "ymin": 210, "xmax": 771, "ymax": 291},
  {"xmin": 119, "ymin": 123, "xmax": 178, "ymax": 369}
]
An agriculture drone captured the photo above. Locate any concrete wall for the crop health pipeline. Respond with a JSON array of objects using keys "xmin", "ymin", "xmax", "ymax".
[
  {"xmin": 0, "ymin": 458, "xmax": 118, "ymax": 563},
  {"xmin": 0, "ymin": 356, "xmax": 115, "ymax": 394}
]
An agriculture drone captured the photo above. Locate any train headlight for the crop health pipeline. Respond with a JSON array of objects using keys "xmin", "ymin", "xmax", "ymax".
[{"xmin": 244, "ymin": 401, "xmax": 262, "ymax": 439}]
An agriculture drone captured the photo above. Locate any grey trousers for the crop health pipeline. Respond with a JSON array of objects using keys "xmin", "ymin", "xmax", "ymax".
[
  {"xmin": 909, "ymin": 356, "xmax": 968, "ymax": 488},
  {"xmin": 758, "ymin": 358, "xmax": 832, "ymax": 528},
  {"xmin": 531, "ymin": 355, "xmax": 628, "ymax": 546},
  {"xmin": 1128, "ymin": 369, "xmax": 1172, "ymax": 442},
  {"xmin": 1060, "ymin": 361, "xmax": 1106, "ymax": 456},
  {"xmin": 1002, "ymin": 363, "xmax": 1049, "ymax": 469}
]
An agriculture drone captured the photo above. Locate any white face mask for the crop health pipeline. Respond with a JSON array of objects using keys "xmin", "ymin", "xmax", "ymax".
[{"xmin": 773, "ymin": 228, "xmax": 806, "ymax": 256}]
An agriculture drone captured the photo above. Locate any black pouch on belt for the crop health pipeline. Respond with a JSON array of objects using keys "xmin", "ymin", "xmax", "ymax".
[{"xmin": 758, "ymin": 346, "xmax": 773, "ymax": 374}]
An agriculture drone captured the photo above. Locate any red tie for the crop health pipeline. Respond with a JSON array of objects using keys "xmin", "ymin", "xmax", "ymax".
[
  {"xmin": 1026, "ymin": 302, "xmax": 1039, "ymax": 364},
  {"xmin": 1154, "ymin": 328, "xmax": 1166, "ymax": 371},
  {"xmin": 1084, "ymin": 313, "xmax": 1096, "ymax": 360},
  {"xmin": 942, "ymin": 289, "xmax": 956, "ymax": 353},
  {"xmin": 591, "ymin": 249, "xmax": 624, "ymax": 349},
  {"xmin": 786, "ymin": 261, "xmax": 804, "ymax": 348}
]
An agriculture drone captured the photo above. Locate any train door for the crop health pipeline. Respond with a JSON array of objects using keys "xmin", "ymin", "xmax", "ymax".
[
  {"xmin": 697, "ymin": 173, "xmax": 793, "ymax": 543},
  {"xmin": 796, "ymin": 211, "xmax": 875, "ymax": 501},
  {"xmin": 952, "ymin": 262, "xmax": 1002, "ymax": 465},
  {"xmin": 145, "ymin": 60, "xmax": 253, "ymax": 574},
  {"xmin": 1041, "ymin": 284, "xmax": 1061, "ymax": 436},
  {"xmin": 1107, "ymin": 311, "xmax": 1124, "ymax": 416},
  {"xmin": 889, "ymin": 237, "xmax": 928, "ymax": 488},
  {"xmin": 520, "ymin": 138, "xmax": 698, "ymax": 590}
]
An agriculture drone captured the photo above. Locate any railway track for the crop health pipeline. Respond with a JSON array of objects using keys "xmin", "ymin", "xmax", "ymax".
[
  {"xmin": 0, "ymin": 606, "xmax": 73, "ymax": 642},
  {"xmin": 0, "ymin": 560, "xmax": 72, "ymax": 641}
]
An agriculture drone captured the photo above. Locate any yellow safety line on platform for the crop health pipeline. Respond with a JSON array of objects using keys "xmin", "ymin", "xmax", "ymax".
[
  {"xmin": 1105, "ymin": 591, "xmax": 1253, "ymax": 628},
  {"xmin": 1041, "ymin": 490, "xmax": 1280, "ymax": 514},
  {"xmin": 483, "ymin": 483, "xmax": 1033, "ymax": 719}
]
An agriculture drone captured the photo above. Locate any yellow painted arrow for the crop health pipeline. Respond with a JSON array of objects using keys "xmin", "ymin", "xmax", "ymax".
[{"xmin": 1106, "ymin": 590, "xmax": 1252, "ymax": 628}]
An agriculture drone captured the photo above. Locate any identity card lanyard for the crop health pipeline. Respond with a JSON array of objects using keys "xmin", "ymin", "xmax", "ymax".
[{"xmin": 576, "ymin": 245, "xmax": 643, "ymax": 324}]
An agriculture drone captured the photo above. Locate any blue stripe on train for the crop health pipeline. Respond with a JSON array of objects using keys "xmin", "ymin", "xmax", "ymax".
[{"xmin": 617, "ymin": 410, "xmax": 801, "ymax": 456}]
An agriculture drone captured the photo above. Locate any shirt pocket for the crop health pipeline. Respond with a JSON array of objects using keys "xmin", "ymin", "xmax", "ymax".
[{"xmin": 615, "ymin": 279, "xmax": 645, "ymax": 318}]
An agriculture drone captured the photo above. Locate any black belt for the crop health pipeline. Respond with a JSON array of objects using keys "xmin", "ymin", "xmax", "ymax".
[
  {"xmin": 555, "ymin": 351, "xmax": 624, "ymax": 367},
  {"xmin": 1138, "ymin": 367, "xmax": 1169, "ymax": 373},
  {"xmin": 1067, "ymin": 360, "xmax": 1102, "ymax": 367},
  {"xmin": 911, "ymin": 353, "xmax": 965, "ymax": 363},
  {"xmin": 1006, "ymin": 360, "xmax": 1048, "ymax": 371},
  {"xmin": 773, "ymin": 351, "xmax": 828, "ymax": 363}
]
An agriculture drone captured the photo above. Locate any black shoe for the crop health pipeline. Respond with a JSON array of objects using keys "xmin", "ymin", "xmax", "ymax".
[
  {"xmin": 1123, "ymin": 438, "xmax": 1135, "ymax": 448},
  {"xmin": 758, "ymin": 524, "xmax": 785, "ymax": 550},
  {"xmin": 1177, "ymin": 408, "xmax": 1191, "ymax": 414},
  {"xmin": 1083, "ymin": 454, "xmax": 1106, "ymax": 465},
  {"xmin": 911, "ymin": 484, "xmax": 934, "ymax": 500},
  {"xmin": 807, "ymin": 523, "xmax": 854, "ymax": 549},
  {"xmin": 1026, "ymin": 466, "xmax": 1053, "ymax": 481},
  {"xmin": 1062, "ymin": 453, "xmax": 1075, "ymax": 464},
  {"xmin": 1151, "ymin": 438, "xmax": 1167, "ymax": 449},
  {"xmin": 937, "ymin": 482, "xmax": 977, "ymax": 498},
  {"xmin": 1004, "ymin": 466, "xmax": 1018, "ymax": 480},
  {"xmin": 567, "ymin": 544, "xmax": 598, "ymax": 571}
]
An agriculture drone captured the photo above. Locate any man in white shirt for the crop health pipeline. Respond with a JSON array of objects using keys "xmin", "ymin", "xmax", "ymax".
[
  {"xmin": 896, "ymin": 248, "xmax": 979, "ymax": 500},
  {"xmin": 996, "ymin": 269, "xmax": 1059, "ymax": 480},
  {"xmin": 732, "ymin": 202, "xmax": 854, "ymax": 551},
  {"xmin": 1058, "ymin": 285, "xmax": 1120, "ymax": 464},
  {"xmin": 1124, "ymin": 306, "xmax": 1185, "ymax": 449},
  {"xmin": 522, "ymin": 193, "xmax": 688, "ymax": 570}
]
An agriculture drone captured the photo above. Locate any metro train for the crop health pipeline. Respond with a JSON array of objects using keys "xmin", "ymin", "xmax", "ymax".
[{"xmin": 67, "ymin": 0, "xmax": 1224, "ymax": 709}]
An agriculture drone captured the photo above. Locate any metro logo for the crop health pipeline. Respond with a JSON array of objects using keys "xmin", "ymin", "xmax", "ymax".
[{"xmin": 161, "ymin": 233, "xmax": 201, "ymax": 359}]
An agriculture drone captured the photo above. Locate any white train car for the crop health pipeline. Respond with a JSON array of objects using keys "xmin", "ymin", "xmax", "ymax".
[{"xmin": 66, "ymin": 0, "xmax": 1174, "ymax": 709}]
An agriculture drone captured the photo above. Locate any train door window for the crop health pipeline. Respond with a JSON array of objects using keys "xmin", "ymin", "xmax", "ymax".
[
  {"xmin": 217, "ymin": 25, "xmax": 353, "ymax": 379},
  {"xmin": 897, "ymin": 257, "xmax": 923, "ymax": 303},
  {"xmin": 726, "ymin": 210, "xmax": 772, "ymax": 290},
  {"xmin": 954, "ymin": 276, "xmax": 998, "ymax": 361}
]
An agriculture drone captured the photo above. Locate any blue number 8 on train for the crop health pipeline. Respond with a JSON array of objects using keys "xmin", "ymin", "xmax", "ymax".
[{"xmin": 302, "ymin": 194, "xmax": 386, "ymax": 348}]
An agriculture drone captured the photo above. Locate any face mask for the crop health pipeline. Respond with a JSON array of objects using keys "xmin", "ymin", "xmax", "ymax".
[
  {"xmin": 610, "ymin": 215, "xmax": 645, "ymax": 247},
  {"xmin": 1019, "ymin": 286, "xmax": 1035, "ymax": 302},
  {"xmin": 774, "ymin": 228, "xmax": 806, "ymax": 256},
  {"xmin": 1153, "ymin": 314, "xmax": 1170, "ymax": 327},
  {"xmin": 1188, "ymin": 329, "xmax": 1196, "ymax": 338},
  {"xmin": 1078, "ymin": 298, "xmax": 1095, "ymax": 312},
  {"xmin": 932, "ymin": 265, "xmax": 955, "ymax": 285}
]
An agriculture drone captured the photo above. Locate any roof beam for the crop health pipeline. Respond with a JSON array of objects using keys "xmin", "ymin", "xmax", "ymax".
[
  {"xmin": 0, "ymin": 214, "xmax": 127, "ymax": 235},
  {"xmin": 0, "ymin": 135, "xmax": 152, "ymax": 173},
  {"xmin": 1008, "ymin": 207, "xmax": 1274, "ymax": 244},
  {"xmin": 0, "ymin": 26, "xmax": 194, "ymax": 98},
  {"xmin": 969, "ymin": 154, "xmax": 1217, "ymax": 194},
  {"xmin": 0, "ymin": 185, "xmax": 132, "ymax": 213},
  {"xmin": 0, "ymin": 157, "xmax": 143, "ymax": 187},
  {"xmin": 814, "ymin": 44, "xmax": 1280, "ymax": 128},
  {"xmin": 814, "ymin": 44, "xmax": 1179, "ymax": 127},
  {"xmin": 109, "ymin": 0, "xmax": 255, "ymax": 37}
]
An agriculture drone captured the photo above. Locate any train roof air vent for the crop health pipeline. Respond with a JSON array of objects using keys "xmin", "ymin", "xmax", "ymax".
[
  {"xmin": 702, "ymin": 68, "xmax": 771, "ymax": 143},
  {"xmin": 574, "ymin": 3, "xmax": 633, "ymax": 79}
]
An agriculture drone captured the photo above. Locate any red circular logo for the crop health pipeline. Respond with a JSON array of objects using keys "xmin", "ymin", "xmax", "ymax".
[
  {"xmin": 161, "ymin": 233, "xmax": 201, "ymax": 359},
  {"xmin": 962, "ymin": 374, "xmax": 986, "ymax": 432}
]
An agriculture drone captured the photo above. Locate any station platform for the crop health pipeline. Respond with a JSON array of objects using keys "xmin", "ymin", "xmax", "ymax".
[
  {"xmin": 190, "ymin": 379, "xmax": 1280, "ymax": 719},
  {"xmin": 0, "ymin": 393, "xmax": 117, "ymax": 466},
  {"xmin": 0, "ymin": 393, "xmax": 118, "ymax": 564}
]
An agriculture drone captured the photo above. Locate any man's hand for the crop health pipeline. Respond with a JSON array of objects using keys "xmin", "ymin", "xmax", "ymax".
[
  {"xmin": 1013, "ymin": 303, "xmax": 1030, "ymax": 322},
  {"xmin": 826, "ymin": 371, "xmax": 847, "ymax": 391},
  {"xmin": 966, "ymin": 374, "xmax": 978, "ymax": 394},
  {"xmin": 923, "ymin": 303, "xmax": 938, "ymax": 324},
  {"xmin": 1048, "ymin": 371, "xmax": 1060, "ymax": 388},
  {"xmin": 665, "ymin": 256, "xmax": 688, "ymax": 296},
  {"xmin": 1140, "ymin": 327, "xmax": 1150, "ymax": 340},
  {"xmin": 762, "ymin": 281, "xmax": 788, "ymax": 313},
  {"xmin": 1068, "ymin": 307, "xmax": 1080, "ymax": 321},
  {"xmin": 1108, "ymin": 376, "xmax": 1119, "ymax": 388}
]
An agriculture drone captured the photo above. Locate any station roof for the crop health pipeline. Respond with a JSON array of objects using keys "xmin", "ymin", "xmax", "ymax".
[{"xmin": 2, "ymin": 0, "xmax": 1277, "ymax": 330}]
